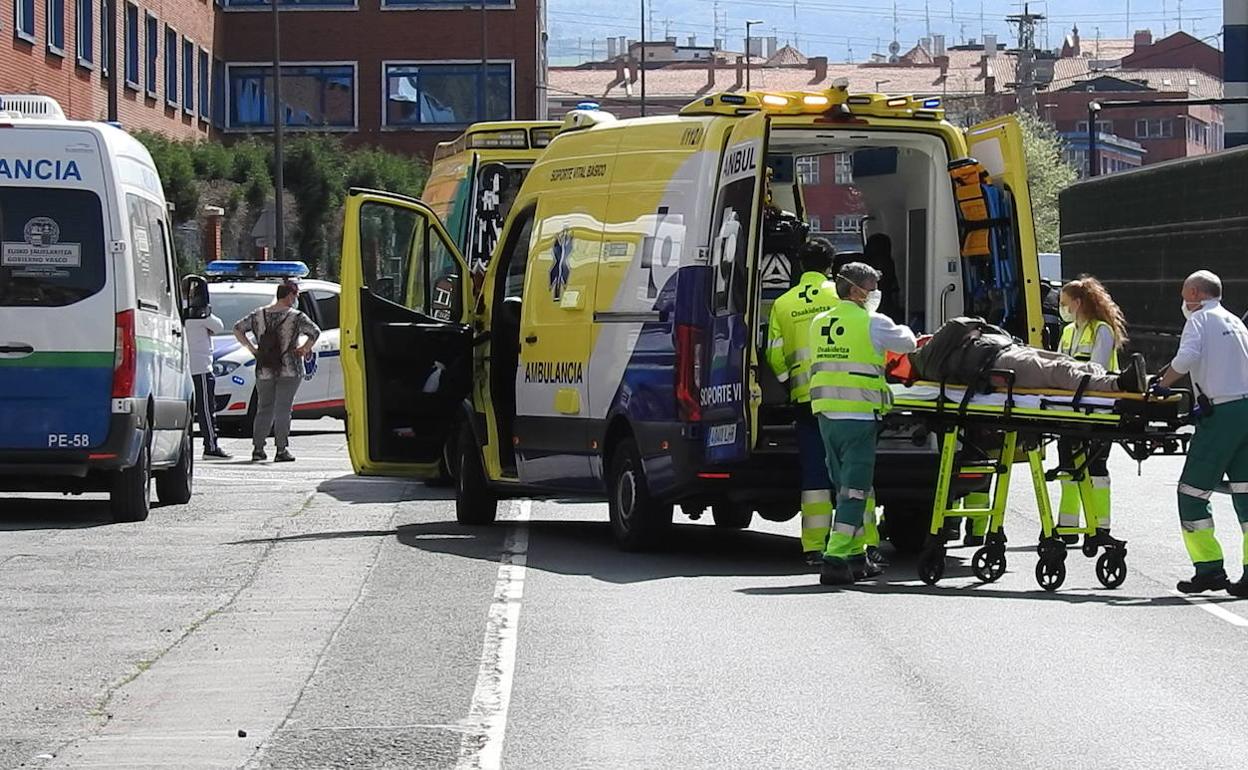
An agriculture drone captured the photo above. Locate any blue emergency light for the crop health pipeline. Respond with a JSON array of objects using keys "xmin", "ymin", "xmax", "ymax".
[
  {"xmin": 576, "ymin": 101, "xmax": 600, "ymax": 111},
  {"xmin": 922, "ymin": 98, "xmax": 942, "ymax": 109},
  {"xmin": 204, "ymin": 260, "xmax": 310, "ymax": 280}
]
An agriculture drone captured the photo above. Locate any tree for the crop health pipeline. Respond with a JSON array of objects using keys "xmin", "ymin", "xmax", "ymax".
[{"xmin": 1015, "ymin": 110, "xmax": 1078, "ymax": 254}]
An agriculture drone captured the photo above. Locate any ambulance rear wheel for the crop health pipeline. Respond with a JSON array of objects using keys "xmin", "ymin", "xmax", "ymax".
[
  {"xmin": 455, "ymin": 423, "xmax": 498, "ymax": 526},
  {"xmin": 711, "ymin": 503, "xmax": 752, "ymax": 529},
  {"xmin": 607, "ymin": 438, "xmax": 673, "ymax": 551},
  {"xmin": 110, "ymin": 433, "xmax": 152, "ymax": 523}
]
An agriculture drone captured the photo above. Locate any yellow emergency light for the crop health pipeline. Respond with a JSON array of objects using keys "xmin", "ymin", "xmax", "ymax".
[{"xmin": 467, "ymin": 129, "xmax": 529, "ymax": 149}]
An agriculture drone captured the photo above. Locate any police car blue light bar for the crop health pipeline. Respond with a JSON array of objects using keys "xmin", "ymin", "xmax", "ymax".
[{"xmin": 204, "ymin": 260, "xmax": 310, "ymax": 279}]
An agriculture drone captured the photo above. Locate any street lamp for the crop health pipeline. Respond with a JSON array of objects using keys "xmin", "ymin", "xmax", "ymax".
[
  {"xmin": 270, "ymin": 0, "xmax": 285, "ymax": 260},
  {"xmin": 875, "ymin": 79, "xmax": 891, "ymax": 93},
  {"xmin": 745, "ymin": 19, "xmax": 763, "ymax": 91},
  {"xmin": 1087, "ymin": 100, "xmax": 1101, "ymax": 177}
]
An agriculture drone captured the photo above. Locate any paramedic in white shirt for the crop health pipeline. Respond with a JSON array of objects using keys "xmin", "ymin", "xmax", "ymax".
[
  {"xmin": 186, "ymin": 311, "xmax": 231, "ymax": 459},
  {"xmin": 1156, "ymin": 270, "xmax": 1248, "ymax": 596}
]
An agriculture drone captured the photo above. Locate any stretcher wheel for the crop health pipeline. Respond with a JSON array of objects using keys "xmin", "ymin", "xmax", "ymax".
[
  {"xmin": 1035, "ymin": 558, "xmax": 1066, "ymax": 592},
  {"xmin": 917, "ymin": 548, "xmax": 946, "ymax": 586},
  {"xmin": 1096, "ymin": 551, "xmax": 1127, "ymax": 589},
  {"xmin": 1082, "ymin": 541, "xmax": 1099, "ymax": 558},
  {"xmin": 972, "ymin": 548, "xmax": 1007, "ymax": 583}
]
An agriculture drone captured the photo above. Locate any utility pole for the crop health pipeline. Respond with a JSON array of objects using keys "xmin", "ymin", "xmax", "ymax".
[
  {"xmin": 792, "ymin": 0, "xmax": 799, "ymax": 50},
  {"xmin": 1126, "ymin": 0, "xmax": 1131, "ymax": 37},
  {"xmin": 271, "ymin": 0, "xmax": 284, "ymax": 261},
  {"xmin": 639, "ymin": 0, "xmax": 646, "ymax": 116},
  {"xmin": 925, "ymin": 0, "xmax": 932, "ymax": 39},
  {"xmin": 1008, "ymin": 2, "xmax": 1045, "ymax": 114}
]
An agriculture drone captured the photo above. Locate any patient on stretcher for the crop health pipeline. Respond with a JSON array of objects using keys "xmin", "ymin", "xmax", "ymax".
[{"xmin": 888, "ymin": 317, "xmax": 1148, "ymax": 394}]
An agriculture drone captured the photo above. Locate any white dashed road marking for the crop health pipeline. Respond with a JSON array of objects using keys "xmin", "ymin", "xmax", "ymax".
[{"xmin": 456, "ymin": 500, "xmax": 531, "ymax": 770}]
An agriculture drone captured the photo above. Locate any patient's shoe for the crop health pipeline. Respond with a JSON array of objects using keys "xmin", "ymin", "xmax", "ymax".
[{"xmin": 1116, "ymin": 353, "xmax": 1147, "ymax": 393}]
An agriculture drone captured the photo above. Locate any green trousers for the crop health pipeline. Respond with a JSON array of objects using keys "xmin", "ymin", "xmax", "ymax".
[
  {"xmin": 817, "ymin": 417, "xmax": 879, "ymax": 560},
  {"xmin": 1177, "ymin": 398, "xmax": 1248, "ymax": 576}
]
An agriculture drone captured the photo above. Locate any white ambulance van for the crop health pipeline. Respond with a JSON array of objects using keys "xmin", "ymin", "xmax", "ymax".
[{"xmin": 0, "ymin": 95, "xmax": 208, "ymax": 522}]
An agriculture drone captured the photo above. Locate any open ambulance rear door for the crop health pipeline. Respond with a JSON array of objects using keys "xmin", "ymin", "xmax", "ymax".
[{"xmin": 340, "ymin": 189, "xmax": 474, "ymax": 477}]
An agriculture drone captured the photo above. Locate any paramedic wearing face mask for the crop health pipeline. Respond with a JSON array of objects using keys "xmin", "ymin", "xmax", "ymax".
[
  {"xmin": 1154, "ymin": 271, "xmax": 1248, "ymax": 597},
  {"xmin": 1054, "ymin": 276, "xmax": 1129, "ymax": 548},
  {"xmin": 809, "ymin": 262, "xmax": 917, "ymax": 586}
]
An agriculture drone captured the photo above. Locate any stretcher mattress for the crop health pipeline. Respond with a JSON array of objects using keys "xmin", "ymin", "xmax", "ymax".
[{"xmin": 891, "ymin": 383, "xmax": 1120, "ymax": 412}]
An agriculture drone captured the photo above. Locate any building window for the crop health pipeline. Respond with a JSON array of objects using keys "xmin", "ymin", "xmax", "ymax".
[
  {"xmin": 383, "ymin": 62, "xmax": 512, "ymax": 127},
  {"xmin": 123, "ymin": 2, "xmax": 139, "ymax": 87},
  {"xmin": 76, "ymin": 0, "xmax": 94, "ymax": 64},
  {"xmin": 795, "ymin": 156, "xmax": 820, "ymax": 185},
  {"xmin": 144, "ymin": 13, "xmax": 158, "ymax": 95},
  {"xmin": 1186, "ymin": 118, "xmax": 1209, "ymax": 146},
  {"xmin": 806, "ymin": 215, "xmax": 821, "ymax": 231},
  {"xmin": 211, "ymin": 57, "xmax": 226, "ymax": 127},
  {"xmin": 182, "ymin": 38, "xmax": 194, "ymax": 114},
  {"xmin": 47, "ymin": 0, "xmax": 66, "ymax": 53},
  {"xmin": 1135, "ymin": 118, "xmax": 1173, "ymax": 139},
  {"xmin": 1075, "ymin": 119, "xmax": 1113, "ymax": 134},
  {"xmin": 16, "ymin": 0, "xmax": 36, "ymax": 41},
  {"xmin": 198, "ymin": 49, "xmax": 210, "ymax": 121},
  {"xmin": 834, "ymin": 153, "xmax": 853, "ymax": 185},
  {"xmin": 222, "ymin": 0, "xmax": 356, "ymax": 6},
  {"xmin": 228, "ymin": 64, "xmax": 357, "ymax": 129},
  {"xmin": 381, "ymin": 0, "xmax": 507, "ymax": 6},
  {"xmin": 833, "ymin": 214, "xmax": 862, "ymax": 233},
  {"xmin": 164, "ymin": 26, "xmax": 178, "ymax": 105}
]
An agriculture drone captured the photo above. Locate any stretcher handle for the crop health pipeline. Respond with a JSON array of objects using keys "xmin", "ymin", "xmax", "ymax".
[{"xmin": 984, "ymin": 368, "xmax": 1017, "ymax": 417}]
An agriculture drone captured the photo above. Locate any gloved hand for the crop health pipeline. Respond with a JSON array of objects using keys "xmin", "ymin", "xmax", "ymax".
[{"xmin": 1147, "ymin": 376, "xmax": 1172, "ymax": 398}]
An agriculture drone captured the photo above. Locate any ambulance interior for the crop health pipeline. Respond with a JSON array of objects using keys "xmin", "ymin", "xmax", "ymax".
[{"xmin": 754, "ymin": 128, "xmax": 976, "ymax": 415}]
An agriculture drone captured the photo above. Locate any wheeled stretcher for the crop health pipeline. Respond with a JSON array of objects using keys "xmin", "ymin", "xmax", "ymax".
[{"xmin": 888, "ymin": 371, "xmax": 1193, "ymax": 591}]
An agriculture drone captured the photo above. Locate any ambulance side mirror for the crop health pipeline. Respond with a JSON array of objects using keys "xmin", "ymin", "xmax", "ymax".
[{"xmin": 182, "ymin": 275, "xmax": 210, "ymax": 321}]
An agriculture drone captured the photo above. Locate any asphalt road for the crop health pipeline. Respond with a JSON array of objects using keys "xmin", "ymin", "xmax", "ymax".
[{"xmin": 4, "ymin": 421, "xmax": 1248, "ymax": 769}]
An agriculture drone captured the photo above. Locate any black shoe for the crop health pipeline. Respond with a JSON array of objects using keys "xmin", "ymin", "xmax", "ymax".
[
  {"xmin": 251, "ymin": 448, "xmax": 267, "ymax": 462},
  {"xmin": 1116, "ymin": 352, "xmax": 1147, "ymax": 393},
  {"xmin": 820, "ymin": 558, "xmax": 856, "ymax": 586},
  {"xmin": 963, "ymin": 534, "xmax": 985, "ymax": 548},
  {"xmin": 203, "ymin": 447, "xmax": 232, "ymax": 459},
  {"xmin": 274, "ymin": 449, "xmax": 296, "ymax": 463},
  {"xmin": 804, "ymin": 551, "xmax": 825, "ymax": 567},
  {"xmin": 850, "ymin": 556, "xmax": 884, "ymax": 581},
  {"xmin": 1085, "ymin": 528, "xmax": 1126, "ymax": 549},
  {"xmin": 1228, "ymin": 577, "xmax": 1248, "ymax": 598},
  {"xmin": 866, "ymin": 545, "xmax": 889, "ymax": 568},
  {"xmin": 1058, "ymin": 532, "xmax": 1080, "ymax": 545},
  {"xmin": 1177, "ymin": 572, "xmax": 1230, "ymax": 594}
]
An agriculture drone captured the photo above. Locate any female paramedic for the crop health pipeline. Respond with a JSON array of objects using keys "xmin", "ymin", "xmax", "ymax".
[{"xmin": 1056, "ymin": 276, "xmax": 1129, "ymax": 546}]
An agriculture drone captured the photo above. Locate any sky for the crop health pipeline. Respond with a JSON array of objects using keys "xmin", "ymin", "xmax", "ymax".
[{"xmin": 548, "ymin": 0, "xmax": 1227, "ymax": 65}]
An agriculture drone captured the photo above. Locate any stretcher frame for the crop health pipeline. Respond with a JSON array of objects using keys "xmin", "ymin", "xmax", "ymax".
[{"xmin": 889, "ymin": 370, "xmax": 1193, "ymax": 591}]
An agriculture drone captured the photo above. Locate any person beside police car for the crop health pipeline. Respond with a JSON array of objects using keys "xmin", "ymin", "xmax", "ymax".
[
  {"xmin": 1153, "ymin": 271, "xmax": 1248, "ymax": 597},
  {"xmin": 765, "ymin": 238, "xmax": 841, "ymax": 565},
  {"xmin": 1054, "ymin": 276, "xmax": 1130, "ymax": 547},
  {"xmin": 810, "ymin": 262, "xmax": 917, "ymax": 586},
  {"xmin": 186, "ymin": 308, "xmax": 231, "ymax": 460},
  {"xmin": 233, "ymin": 280, "xmax": 321, "ymax": 463}
]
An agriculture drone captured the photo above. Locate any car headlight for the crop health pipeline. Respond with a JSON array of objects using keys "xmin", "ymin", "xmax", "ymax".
[{"xmin": 212, "ymin": 360, "xmax": 241, "ymax": 377}]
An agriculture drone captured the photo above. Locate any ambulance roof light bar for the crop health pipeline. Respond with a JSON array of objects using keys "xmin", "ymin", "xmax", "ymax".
[
  {"xmin": 679, "ymin": 85, "xmax": 943, "ymax": 119},
  {"xmin": 204, "ymin": 260, "xmax": 310, "ymax": 281}
]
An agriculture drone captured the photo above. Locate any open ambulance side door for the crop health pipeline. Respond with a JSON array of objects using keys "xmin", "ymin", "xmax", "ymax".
[
  {"xmin": 340, "ymin": 189, "xmax": 474, "ymax": 477},
  {"xmin": 964, "ymin": 115, "xmax": 1045, "ymax": 346}
]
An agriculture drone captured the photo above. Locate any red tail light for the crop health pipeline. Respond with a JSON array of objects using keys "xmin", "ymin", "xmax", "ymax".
[
  {"xmin": 112, "ymin": 309, "xmax": 136, "ymax": 398},
  {"xmin": 675, "ymin": 323, "xmax": 703, "ymax": 422}
]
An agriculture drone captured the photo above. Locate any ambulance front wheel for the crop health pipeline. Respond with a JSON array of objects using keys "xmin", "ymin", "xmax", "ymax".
[
  {"xmin": 711, "ymin": 503, "xmax": 753, "ymax": 529},
  {"xmin": 607, "ymin": 437, "xmax": 673, "ymax": 551},
  {"xmin": 454, "ymin": 423, "xmax": 498, "ymax": 526}
]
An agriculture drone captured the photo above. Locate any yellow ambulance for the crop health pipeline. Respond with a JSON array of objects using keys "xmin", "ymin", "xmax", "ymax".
[
  {"xmin": 420, "ymin": 120, "xmax": 561, "ymax": 288},
  {"xmin": 339, "ymin": 86, "xmax": 1043, "ymax": 551}
]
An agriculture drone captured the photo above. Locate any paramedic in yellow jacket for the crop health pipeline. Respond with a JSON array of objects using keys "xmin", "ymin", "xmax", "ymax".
[
  {"xmin": 810, "ymin": 262, "xmax": 917, "ymax": 586},
  {"xmin": 766, "ymin": 238, "xmax": 840, "ymax": 565},
  {"xmin": 1056, "ymin": 276, "xmax": 1128, "ymax": 547}
]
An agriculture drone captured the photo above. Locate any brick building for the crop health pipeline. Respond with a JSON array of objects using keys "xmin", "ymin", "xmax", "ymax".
[{"xmin": 2, "ymin": 0, "xmax": 546, "ymax": 159}]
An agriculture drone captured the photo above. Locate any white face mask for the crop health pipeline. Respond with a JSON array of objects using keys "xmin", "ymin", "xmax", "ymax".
[
  {"xmin": 1182, "ymin": 301, "xmax": 1199, "ymax": 320},
  {"xmin": 1059, "ymin": 305, "xmax": 1075, "ymax": 323},
  {"xmin": 864, "ymin": 290, "xmax": 882, "ymax": 314}
]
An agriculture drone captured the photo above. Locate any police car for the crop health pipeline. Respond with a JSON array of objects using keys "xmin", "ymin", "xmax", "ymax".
[{"xmin": 204, "ymin": 261, "xmax": 344, "ymax": 435}]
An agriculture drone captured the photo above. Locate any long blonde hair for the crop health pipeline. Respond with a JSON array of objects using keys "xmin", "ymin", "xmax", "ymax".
[{"xmin": 1061, "ymin": 275, "xmax": 1128, "ymax": 348}]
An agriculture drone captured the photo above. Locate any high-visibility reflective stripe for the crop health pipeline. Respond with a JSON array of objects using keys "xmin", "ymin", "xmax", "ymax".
[
  {"xmin": 811, "ymin": 386, "xmax": 884, "ymax": 404},
  {"xmin": 769, "ymin": 337, "xmax": 786, "ymax": 350},
  {"xmin": 832, "ymin": 522, "xmax": 857, "ymax": 536},
  {"xmin": 803, "ymin": 514, "xmax": 833, "ymax": 529},
  {"xmin": 811, "ymin": 361, "xmax": 885, "ymax": 377},
  {"xmin": 1182, "ymin": 517, "xmax": 1216, "ymax": 532},
  {"xmin": 792, "ymin": 347, "xmax": 810, "ymax": 364},
  {"xmin": 791, "ymin": 371, "xmax": 811, "ymax": 387},
  {"xmin": 775, "ymin": 370, "xmax": 790, "ymax": 383},
  {"xmin": 1241, "ymin": 520, "xmax": 1248, "ymax": 533},
  {"xmin": 1091, "ymin": 476, "xmax": 1111, "ymax": 489},
  {"xmin": 845, "ymin": 488, "xmax": 868, "ymax": 501},
  {"xmin": 802, "ymin": 489, "xmax": 832, "ymax": 504},
  {"xmin": 1179, "ymin": 483, "xmax": 1214, "ymax": 500},
  {"xmin": 1228, "ymin": 482, "xmax": 1248, "ymax": 494}
]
